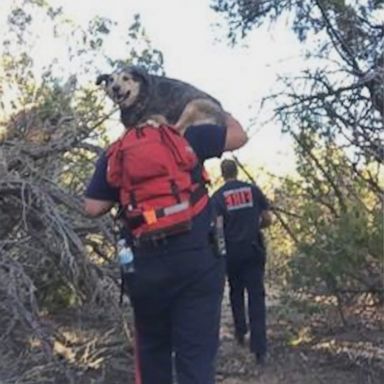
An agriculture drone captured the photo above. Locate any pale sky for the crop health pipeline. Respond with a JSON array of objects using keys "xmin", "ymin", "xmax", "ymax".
[{"xmin": 1, "ymin": 0, "xmax": 306, "ymax": 176}]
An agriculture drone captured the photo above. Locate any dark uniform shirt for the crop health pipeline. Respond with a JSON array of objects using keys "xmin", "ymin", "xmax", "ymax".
[
  {"xmin": 212, "ymin": 180, "xmax": 269, "ymax": 245},
  {"xmin": 85, "ymin": 124, "xmax": 227, "ymax": 252},
  {"xmin": 214, "ymin": 180, "xmax": 269, "ymax": 357}
]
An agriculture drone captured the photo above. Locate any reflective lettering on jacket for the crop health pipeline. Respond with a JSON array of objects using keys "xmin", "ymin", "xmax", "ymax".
[{"xmin": 223, "ymin": 187, "xmax": 253, "ymax": 211}]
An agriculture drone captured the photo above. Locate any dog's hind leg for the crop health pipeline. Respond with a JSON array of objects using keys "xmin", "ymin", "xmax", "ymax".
[
  {"xmin": 138, "ymin": 114, "xmax": 169, "ymax": 128},
  {"xmin": 175, "ymin": 99, "xmax": 225, "ymax": 133}
]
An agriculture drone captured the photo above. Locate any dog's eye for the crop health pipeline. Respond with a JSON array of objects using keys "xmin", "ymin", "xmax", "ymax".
[{"xmin": 122, "ymin": 75, "xmax": 130, "ymax": 81}]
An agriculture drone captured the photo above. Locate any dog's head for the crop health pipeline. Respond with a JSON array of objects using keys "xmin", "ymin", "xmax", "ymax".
[{"xmin": 96, "ymin": 66, "xmax": 150, "ymax": 108}]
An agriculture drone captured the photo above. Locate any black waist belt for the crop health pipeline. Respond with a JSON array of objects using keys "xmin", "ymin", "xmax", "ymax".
[{"xmin": 126, "ymin": 185, "xmax": 207, "ymax": 230}]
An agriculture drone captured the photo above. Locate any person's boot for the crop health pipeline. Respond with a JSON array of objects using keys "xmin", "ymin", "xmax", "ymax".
[
  {"xmin": 235, "ymin": 332, "xmax": 246, "ymax": 346},
  {"xmin": 254, "ymin": 351, "xmax": 267, "ymax": 366}
]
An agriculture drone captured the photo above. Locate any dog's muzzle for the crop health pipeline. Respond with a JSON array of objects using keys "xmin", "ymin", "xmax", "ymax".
[{"xmin": 112, "ymin": 88, "xmax": 131, "ymax": 104}]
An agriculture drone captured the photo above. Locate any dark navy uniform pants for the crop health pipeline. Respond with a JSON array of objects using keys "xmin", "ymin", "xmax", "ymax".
[
  {"xmin": 127, "ymin": 244, "xmax": 225, "ymax": 384},
  {"xmin": 226, "ymin": 241, "xmax": 266, "ymax": 356}
]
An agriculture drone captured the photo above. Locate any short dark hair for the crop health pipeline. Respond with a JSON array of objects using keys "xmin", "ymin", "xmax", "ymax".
[{"xmin": 221, "ymin": 159, "xmax": 238, "ymax": 180}]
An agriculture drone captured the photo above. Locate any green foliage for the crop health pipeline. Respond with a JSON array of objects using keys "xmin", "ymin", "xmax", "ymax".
[
  {"xmin": 211, "ymin": 0, "xmax": 291, "ymax": 44},
  {"xmin": 212, "ymin": 0, "xmax": 383, "ymax": 321},
  {"xmin": 290, "ymin": 202, "xmax": 383, "ymax": 294},
  {"xmin": 36, "ymin": 275, "xmax": 79, "ymax": 313},
  {"xmin": 271, "ymin": 139, "xmax": 383, "ymax": 302},
  {"xmin": 1, "ymin": 0, "xmax": 165, "ymax": 314},
  {"xmin": 213, "ymin": 0, "xmax": 383, "ymax": 160}
]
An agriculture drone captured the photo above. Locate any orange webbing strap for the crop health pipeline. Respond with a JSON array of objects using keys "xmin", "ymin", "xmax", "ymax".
[{"xmin": 143, "ymin": 209, "xmax": 157, "ymax": 225}]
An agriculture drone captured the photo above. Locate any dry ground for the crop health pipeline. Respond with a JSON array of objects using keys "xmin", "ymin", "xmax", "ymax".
[{"xmin": 1, "ymin": 286, "xmax": 382, "ymax": 384}]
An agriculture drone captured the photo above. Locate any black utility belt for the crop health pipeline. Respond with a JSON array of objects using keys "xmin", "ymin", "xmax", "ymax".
[{"xmin": 132, "ymin": 222, "xmax": 192, "ymax": 249}]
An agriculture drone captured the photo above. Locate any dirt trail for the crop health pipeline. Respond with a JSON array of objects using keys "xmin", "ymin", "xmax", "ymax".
[
  {"xmin": 214, "ymin": 289, "xmax": 381, "ymax": 384},
  {"xmin": 75, "ymin": 286, "xmax": 382, "ymax": 384},
  {"xmin": 4, "ymin": 286, "xmax": 381, "ymax": 384}
]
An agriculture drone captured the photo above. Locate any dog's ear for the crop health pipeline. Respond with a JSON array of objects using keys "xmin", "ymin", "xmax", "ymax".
[
  {"xmin": 96, "ymin": 74, "xmax": 111, "ymax": 86},
  {"xmin": 128, "ymin": 66, "xmax": 150, "ymax": 85}
]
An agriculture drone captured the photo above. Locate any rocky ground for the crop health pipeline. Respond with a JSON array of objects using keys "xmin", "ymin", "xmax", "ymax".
[
  {"xmin": 1, "ymin": 285, "xmax": 383, "ymax": 384},
  {"xmin": 215, "ymin": 289, "xmax": 383, "ymax": 384}
]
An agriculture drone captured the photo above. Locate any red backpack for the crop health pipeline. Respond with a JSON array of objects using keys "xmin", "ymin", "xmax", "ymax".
[{"xmin": 106, "ymin": 124, "xmax": 209, "ymax": 239}]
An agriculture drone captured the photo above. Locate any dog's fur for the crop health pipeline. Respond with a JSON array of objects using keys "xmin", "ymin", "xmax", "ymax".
[{"xmin": 96, "ymin": 66, "xmax": 225, "ymax": 131}]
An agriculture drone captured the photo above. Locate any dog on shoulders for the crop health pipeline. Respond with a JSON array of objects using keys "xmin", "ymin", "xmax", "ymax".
[{"xmin": 96, "ymin": 66, "xmax": 226, "ymax": 133}]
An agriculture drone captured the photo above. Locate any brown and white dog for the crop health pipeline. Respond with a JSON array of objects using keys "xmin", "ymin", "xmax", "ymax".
[{"xmin": 96, "ymin": 66, "xmax": 225, "ymax": 132}]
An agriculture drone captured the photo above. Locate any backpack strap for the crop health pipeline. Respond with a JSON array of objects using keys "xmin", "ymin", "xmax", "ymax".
[
  {"xmin": 126, "ymin": 183, "xmax": 207, "ymax": 231},
  {"xmin": 158, "ymin": 125, "xmax": 190, "ymax": 203}
]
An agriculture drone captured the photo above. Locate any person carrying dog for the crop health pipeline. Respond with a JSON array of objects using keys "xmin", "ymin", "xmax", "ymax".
[
  {"xmin": 84, "ymin": 114, "xmax": 247, "ymax": 384},
  {"xmin": 212, "ymin": 159, "xmax": 272, "ymax": 365}
]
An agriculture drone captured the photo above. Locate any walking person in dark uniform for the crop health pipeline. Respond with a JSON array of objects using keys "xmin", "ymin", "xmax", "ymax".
[
  {"xmin": 84, "ymin": 115, "xmax": 247, "ymax": 384},
  {"xmin": 212, "ymin": 159, "xmax": 272, "ymax": 365}
]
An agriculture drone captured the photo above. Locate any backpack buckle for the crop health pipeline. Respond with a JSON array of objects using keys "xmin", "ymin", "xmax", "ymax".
[{"xmin": 143, "ymin": 209, "xmax": 158, "ymax": 225}]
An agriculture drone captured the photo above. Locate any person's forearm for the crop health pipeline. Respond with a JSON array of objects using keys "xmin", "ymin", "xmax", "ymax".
[
  {"xmin": 224, "ymin": 113, "xmax": 248, "ymax": 151},
  {"xmin": 84, "ymin": 198, "xmax": 114, "ymax": 217}
]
